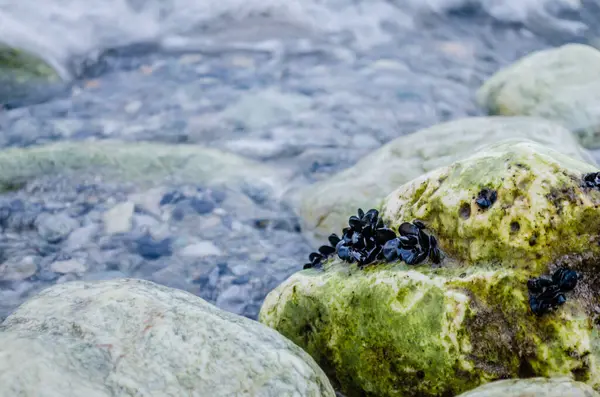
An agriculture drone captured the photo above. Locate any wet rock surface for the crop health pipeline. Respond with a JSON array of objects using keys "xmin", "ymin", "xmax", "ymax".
[{"xmin": 0, "ymin": 278, "xmax": 335, "ymax": 397}]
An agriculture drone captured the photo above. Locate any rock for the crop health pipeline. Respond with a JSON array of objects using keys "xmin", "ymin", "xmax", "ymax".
[
  {"xmin": 103, "ymin": 201, "xmax": 134, "ymax": 235},
  {"xmin": 456, "ymin": 377, "xmax": 600, "ymax": 397},
  {"xmin": 477, "ymin": 44, "xmax": 600, "ymax": 149},
  {"xmin": 0, "ymin": 141, "xmax": 288, "ymax": 196},
  {"xmin": 129, "ymin": 187, "xmax": 165, "ymax": 216},
  {"xmin": 189, "ymin": 198, "xmax": 215, "ymax": 214},
  {"xmin": 180, "ymin": 241, "xmax": 223, "ymax": 258},
  {"xmin": 64, "ymin": 224, "xmax": 99, "ymax": 251},
  {"xmin": 0, "ymin": 278, "xmax": 335, "ymax": 397},
  {"xmin": 260, "ymin": 139, "xmax": 600, "ymax": 397},
  {"xmin": 295, "ymin": 117, "xmax": 595, "ymax": 246},
  {"xmin": 134, "ymin": 234, "xmax": 172, "ymax": 260},
  {"xmin": 0, "ymin": 43, "xmax": 62, "ymax": 107},
  {"xmin": 50, "ymin": 259, "xmax": 87, "ymax": 274},
  {"xmin": 35, "ymin": 213, "xmax": 79, "ymax": 243},
  {"xmin": 0, "ymin": 256, "xmax": 37, "ymax": 281}
]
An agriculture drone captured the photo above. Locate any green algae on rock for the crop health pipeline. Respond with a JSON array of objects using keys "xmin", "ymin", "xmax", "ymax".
[
  {"xmin": 456, "ymin": 377, "xmax": 600, "ymax": 397},
  {"xmin": 261, "ymin": 139, "xmax": 600, "ymax": 396},
  {"xmin": 260, "ymin": 263, "xmax": 599, "ymax": 397},
  {"xmin": 294, "ymin": 116, "xmax": 595, "ymax": 247},
  {"xmin": 0, "ymin": 43, "xmax": 62, "ymax": 106},
  {"xmin": 380, "ymin": 139, "xmax": 600, "ymax": 273},
  {"xmin": 0, "ymin": 140, "xmax": 288, "ymax": 194},
  {"xmin": 477, "ymin": 44, "xmax": 600, "ymax": 149}
]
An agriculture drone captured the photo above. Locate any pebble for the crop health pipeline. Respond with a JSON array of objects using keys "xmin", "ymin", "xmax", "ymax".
[
  {"xmin": 64, "ymin": 224, "xmax": 99, "ymax": 251},
  {"xmin": 135, "ymin": 235, "xmax": 173, "ymax": 260},
  {"xmin": 103, "ymin": 201, "xmax": 135, "ymax": 234},
  {"xmin": 129, "ymin": 188, "xmax": 164, "ymax": 216},
  {"xmin": 189, "ymin": 198, "xmax": 215, "ymax": 215},
  {"xmin": 35, "ymin": 213, "xmax": 79, "ymax": 243},
  {"xmin": 180, "ymin": 241, "xmax": 223, "ymax": 258},
  {"xmin": 50, "ymin": 259, "xmax": 87, "ymax": 274},
  {"xmin": 0, "ymin": 256, "xmax": 37, "ymax": 281}
]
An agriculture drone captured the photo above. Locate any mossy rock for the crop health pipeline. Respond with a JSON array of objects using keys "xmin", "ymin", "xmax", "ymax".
[
  {"xmin": 456, "ymin": 377, "xmax": 600, "ymax": 397},
  {"xmin": 0, "ymin": 140, "xmax": 287, "ymax": 194},
  {"xmin": 477, "ymin": 44, "xmax": 600, "ymax": 149},
  {"xmin": 294, "ymin": 117, "xmax": 595, "ymax": 247},
  {"xmin": 260, "ymin": 139, "xmax": 600, "ymax": 396},
  {"xmin": 0, "ymin": 44, "xmax": 61, "ymax": 106},
  {"xmin": 381, "ymin": 139, "xmax": 600, "ymax": 274}
]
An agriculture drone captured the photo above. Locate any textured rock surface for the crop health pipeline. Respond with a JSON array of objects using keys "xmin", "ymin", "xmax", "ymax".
[
  {"xmin": 381, "ymin": 139, "xmax": 600, "ymax": 273},
  {"xmin": 456, "ymin": 377, "xmax": 600, "ymax": 397},
  {"xmin": 477, "ymin": 44, "xmax": 600, "ymax": 149},
  {"xmin": 294, "ymin": 117, "xmax": 595, "ymax": 246},
  {"xmin": 0, "ymin": 140, "xmax": 287, "ymax": 194},
  {"xmin": 260, "ymin": 139, "xmax": 600, "ymax": 397},
  {"xmin": 0, "ymin": 278, "xmax": 335, "ymax": 397}
]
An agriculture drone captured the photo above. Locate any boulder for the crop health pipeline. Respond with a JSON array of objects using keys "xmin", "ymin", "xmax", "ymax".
[
  {"xmin": 0, "ymin": 44, "xmax": 62, "ymax": 107},
  {"xmin": 456, "ymin": 377, "xmax": 600, "ymax": 397},
  {"xmin": 0, "ymin": 278, "xmax": 335, "ymax": 397},
  {"xmin": 260, "ymin": 139, "xmax": 600, "ymax": 397},
  {"xmin": 295, "ymin": 117, "xmax": 595, "ymax": 246},
  {"xmin": 477, "ymin": 44, "xmax": 600, "ymax": 149},
  {"xmin": 0, "ymin": 140, "xmax": 288, "ymax": 195}
]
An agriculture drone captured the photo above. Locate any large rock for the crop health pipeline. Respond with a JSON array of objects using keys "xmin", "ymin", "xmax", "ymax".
[
  {"xmin": 0, "ymin": 44, "xmax": 62, "ymax": 107},
  {"xmin": 456, "ymin": 377, "xmax": 600, "ymax": 397},
  {"xmin": 0, "ymin": 140, "xmax": 288, "ymax": 195},
  {"xmin": 260, "ymin": 140, "xmax": 600, "ymax": 397},
  {"xmin": 295, "ymin": 117, "xmax": 595, "ymax": 246},
  {"xmin": 0, "ymin": 278, "xmax": 335, "ymax": 397},
  {"xmin": 477, "ymin": 44, "xmax": 600, "ymax": 149}
]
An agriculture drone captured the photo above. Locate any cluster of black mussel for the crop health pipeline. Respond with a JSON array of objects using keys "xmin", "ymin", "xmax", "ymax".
[
  {"xmin": 527, "ymin": 267, "xmax": 579, "ymax": 316},
  {"xmin": 304, "ymin": 208, "xmax": 441, "ymax": 270}
]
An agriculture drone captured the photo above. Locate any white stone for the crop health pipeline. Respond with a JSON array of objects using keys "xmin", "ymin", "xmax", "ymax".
[
  {"xmin": 103, "ymin": 201, "xmax": 134, "ymax": 235},
  {"xmin": 180, "ymin": 241, "xmax": 223, "ymax": 258},
  {"xmin": 0, "ymin": 279, "xmax": 335, "ymax": 397},
  {"xmin": 50, "ymin": 259, "xmax": 87, "ymax": 274},
  {"xmin": 0, "ymin": 256, "xmax": 37, "ymax": 281}
]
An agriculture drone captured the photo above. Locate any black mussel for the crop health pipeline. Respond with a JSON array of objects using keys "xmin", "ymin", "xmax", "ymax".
[
  {"xmin": 357, "ymin": 208, "xmax": 365, "ymax": 219},
  {"xmin": 375, "ymin": 228, "xmax": 397, "ymax": 244},
  {"xmin": 337, "ymin": 244, "xmax": 351, "ymax": 261},
  {"xmin": 376, "ymin": 218, "xmax": 384, "ymax": 229},
  {"xmin": 398, "ymin": 248, "xmax": 419, "ymax": 265},
  {"xmin": 383, "ymin": 239, "xmax": 400, "ymax": 261},
  {"xmin": 552, "ymin": 268, "xmax": 579, "ymax": 292},
  {"xmin": 363, "ymin": 246, "xmax": 382, "ymax": 265},
  {"xmin": 364, "ymin": 209, "xmax": 379, "ymax": 225},
  {"xmin": 475, "ymin": 188, "xmax": 497, "ymax": 209},
  {"xmin": 309, "ymin": 252, "xmax": 323, "ymax": 263},
  {"xmin": 361, "ymin": 225, "xmax": 373, "ymax": 238},
  {"xmin": 318, "ymin": 245, "xmax": 336, "ymax": 256},
  {"xmin": 351, "ymin": 249, "xmax": 365, "ymax": 263},
  {"xmin": 413, "ymin": 220, "xmax": 427, "ymax": 230},
  {"xmin": 351, "ymin": 232, "xmax": 365, "ymax": 248},
  {"xmin": 398, "ymin": 222, "xmax": 419, "ymax": 237},
  {"xmin": 418, "ymin": 229, "xmax": 430, "ymax": 252},
  {"xmin": 413, "ymin": 250, "xmax": 428, "ymax": 265},
  {"xmin": 328, "ymin": 233, "xmax": 341, "ymax": 247},
  {"xmin": 398, "ymin": 235, "xmax": 419, "ymax": 247},
  {"xmin": 583, "ymin": 172, "xmax": 600, "ymax": 188},
  {"xmin": 526, "ymin": 276, "xmax": 553, "ymax": 293},
  {"xmin": 349, "ymin": 216, "xmax": 362, "ymax": 229},
  {"xmin": 429, "ymin": 247, "xmax": 441, "ymax": 264}
]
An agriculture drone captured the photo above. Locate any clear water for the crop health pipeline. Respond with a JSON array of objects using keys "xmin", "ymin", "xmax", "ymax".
[{"xmin": 0, "ymin": 0, "xmax": 598, "ymax": 320}]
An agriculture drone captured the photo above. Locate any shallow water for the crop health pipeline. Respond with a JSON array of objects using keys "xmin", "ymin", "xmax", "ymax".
[{"xmin": 0, "ymin": 0, "xmax": 598, "ymax": 320}]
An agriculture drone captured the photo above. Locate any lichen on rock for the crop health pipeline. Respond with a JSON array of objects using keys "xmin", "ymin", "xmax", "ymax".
[{"xmin": 260, "ymin": 138, "xmax": 600, "ymax": 397}]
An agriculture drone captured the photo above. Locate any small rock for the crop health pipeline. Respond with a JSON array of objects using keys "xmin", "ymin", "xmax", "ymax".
[
  {"xmin": 189, "ymin": 198, "xmax": 215, "ymax": 214},
  {"xmin": 35, "ymin": 213, "xmax": 79, "ymax": 243},
  {"xmin": 103, "ymin": 201, "xmax": 134, "ymax": 235},
  {"xmin": 0, "ymin": 256, "xmax": 37, "ymax": 281},
  {"xmin": 135, "ymin": 235, "xmax": 172, "ymax": 260},
  {"xmin": 64, "ymin": 224, "xmax": 99, "ymax": 251},
  {"xmin": 129, "ymin": 187, "xmax": 165, "ymax": 216},
  {"xmin": 180, "ymin": 241, "xmax": 222, "ymax": 258},
  {"xmin": 124, "ymin": 100, "xmax": 142, "ymax": 114},
  {"xmin": 50, "ymin": 259, "xmax": 87, "ymax": 274}
]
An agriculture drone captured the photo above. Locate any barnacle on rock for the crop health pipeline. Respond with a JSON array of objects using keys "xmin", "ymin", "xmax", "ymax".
[
  {"xmin": 527, "ymin": 267, "xmax": 579, "ymax": 316},
  {"xmin": 303, "ymin": 208, "xmax": 443, "ymax": 270}
]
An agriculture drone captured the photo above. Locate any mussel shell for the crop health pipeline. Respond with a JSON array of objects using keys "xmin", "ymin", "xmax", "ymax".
[
  {"xmin": 361, "ymin": 225, "xmax": 373, "ymax": 239},
  {"xmin": 363, "ymin": 246, "xmax": 382, "ymax": 265},
  {"xmin": 418, "ymin": 229, "xmax": 430, "ymax": 252},
  {"xmin": 398, "ymin": 222, "xmax": 419, "ymax": 237},
  {"xmin": 337, "ymin": 245, "xmax": 351, "ymax": 261},
  {"xmin": 375, "ymin": 228, "xmax": 397, "ymax": 244},
  {"xmin": 357, "ymin": 208, "xmax": 365, "ymax": 219},
  {"xmin": 309, "ymin": 252, "xmax": 323, "ymax": 263},
  {"xmin": 398, "ymin": 235, "xmax": 418, "ymax": 247},
  {"xmin": 364, "ymin": 209, "xmax": 379, "ymax": 225},
  {"xmin": 552, "ymin": 268, "xmax": 578, "ymax": 292},
  {"xmin": 382, "ymin": 239, "xmax": 400, "ymax": 261},
  {"xmin": 351, "ymin": 249, "xmax": 365, "ymax": 263},
  {"xmin": 526, "ymin": 276, "xmax": 553, "ymax": 293},
  {"xmin": 429, "ymin": 235, "xmax": 438, "ymax": 249},
  {"xmin": 328, "ymin": 233, "xmax": 341, "ymax": 247},
  {"xmin": 352, "ymin": 232, "xmax": 365, "ymax": 248},
  {"xmin": 413, "ymin": 250, "xmax": 428, "ymax": 265},
  {"xmin": 349, "ymin": 216, "xmax": 362, "ymax": 229},
  {"xmin": 413, "ymin": 220, "xmax": 427, "ymax": 230},
  {"xmin": 303, "ymin": 263, "xmax": 314, "ymax": 270},
  {"xmin": 319, "ymin": 245, "xmax": 336, "ymax": 256},
  {"xmin": 429, "ymin": 247, "xmax": 441, "ymax": 264},
  {"xmin": 398, "ymin": 248, "xmax": 419, "ymax": 264}
]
